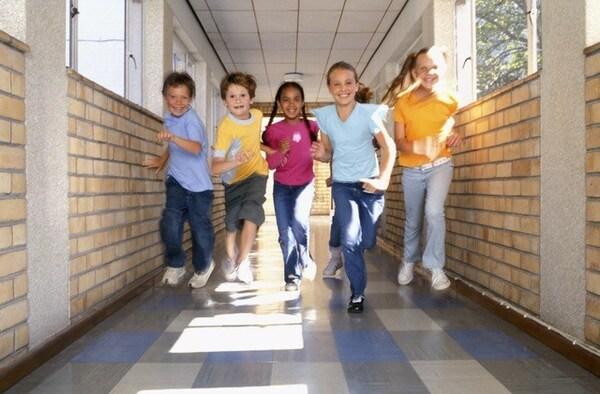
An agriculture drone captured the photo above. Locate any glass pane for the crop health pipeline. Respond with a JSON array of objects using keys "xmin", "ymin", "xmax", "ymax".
[
  {"xmin": 475, "ymin": 0, "xmax": 534, "ymax": 97},
  {"xmin": 76, "ymin": 0, "xmax": 125, "ymax": 95}
]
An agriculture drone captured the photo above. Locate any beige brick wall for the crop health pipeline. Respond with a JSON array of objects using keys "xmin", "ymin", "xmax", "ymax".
[
  {"xmin": 378, "ymin": 74, "xmax": 541, "ymax": 314},
  {"xmin": 585, "ymin": 43, "xmax": 600, "ymax": 346},
  {"xmin": 0, "ymin": 31, "xmax": 29, "ymax": 363}
]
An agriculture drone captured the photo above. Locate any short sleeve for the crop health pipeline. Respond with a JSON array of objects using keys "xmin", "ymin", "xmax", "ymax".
[
  {"xmin": 393, "ymin": 100, "xmax": 406, "ymax": 124},
  {"xmin": 368, "ymin": 104, "xmax": 389, "ymax": 135},
  {"xmin": 312, "ymin": 107, "xmax": 328, "ymax": 135},
  {"xmin": 212, "ymin": 119, "xmax": 231, "ymax": 159},
  {"xmin": 185, "ymin": 113, "xmax": 204, "ymax": 143}
]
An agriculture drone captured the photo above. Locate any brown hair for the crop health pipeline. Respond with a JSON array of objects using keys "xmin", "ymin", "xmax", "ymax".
[
  {"xmin": 326, "ymin": 61, "xmax": 373, "ymax": 104},
  {"xmin": 162, "ymin": 71, "xmax": 196, "ymax": 98},
  {"xmin": 220, "ymin": 72, "xmax": 257, "ymax": 99}
]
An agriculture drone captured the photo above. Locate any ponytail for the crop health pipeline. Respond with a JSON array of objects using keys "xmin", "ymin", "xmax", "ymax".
[
  {"xmin": 382, "ymin": 51, "xmax": 419, "ymax": 107},
  {"xmin": 355, "ymin": 83, "xmax": 374, "ymax": 104}
]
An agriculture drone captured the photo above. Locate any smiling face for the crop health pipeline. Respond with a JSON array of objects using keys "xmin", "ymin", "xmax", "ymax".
[
  {"xmin": 164, "ymin": 85, "xmax": 192, "ymax": 117},
  {"xmin": 327, "ymin": 68, "xmax": 359, "ymax": 107},
  {"xmin": 279, "ymin": 85, "xmax": 303, "ymax": 121},
  {"xmin": 412, "ymin": 50, "xmax": 447, "ymax": 91},
  {"xmin": 224, "ymin": 83, "xmax": 253, "ymax": 120}
]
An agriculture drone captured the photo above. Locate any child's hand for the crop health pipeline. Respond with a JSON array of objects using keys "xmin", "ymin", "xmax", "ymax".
[
  {"xmin": 234, "ymin": 150, "xmax": 253, "ymax": 165},
  {"xmin": 310, "ymin": 141, "xmax": 325, "ymax": 160},
  {"xmin": 325, "ymin": 177, "xmax": 332, "ymax": 187},
  {"xmin": 142, "ymin": 156, "xmax": 167, "ymax": 174},
  {"xmin": 279, "ymin": 139, "xmax": 290, "ymax": 155},
  {"xmin": 445, "ymin": 130, "xmax": 462, "ymax": 147},
  {"xmin": 360, "ymin": 177, "xmax": 389, "ymax": 193},
  {"xmin": 157, "ymin": 130, "xmax": 175, "ymax": 142}
]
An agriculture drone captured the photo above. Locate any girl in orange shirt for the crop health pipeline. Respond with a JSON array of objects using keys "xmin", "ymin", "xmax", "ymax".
[{"xmin": 384, "ymin": 47, "xmax": 461, "ymax": 291}]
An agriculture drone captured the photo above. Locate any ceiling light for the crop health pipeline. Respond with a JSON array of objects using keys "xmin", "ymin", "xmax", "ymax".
[{"xmin": 283, "ymin": 72, "xmax": 303, "ymax": 82}]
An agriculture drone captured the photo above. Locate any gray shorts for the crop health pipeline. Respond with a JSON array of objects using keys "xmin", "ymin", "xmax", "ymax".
[{"xmin": 224, "ymin": 174, "xmax": 267, "ymax": 232}]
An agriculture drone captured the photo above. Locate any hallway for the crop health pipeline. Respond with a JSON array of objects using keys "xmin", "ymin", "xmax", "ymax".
[{"xmin": 7, "ymin": 217, "xmax": 600, "ymax": 393}]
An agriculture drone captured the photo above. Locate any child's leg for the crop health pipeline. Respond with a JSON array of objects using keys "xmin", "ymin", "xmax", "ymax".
[
  {"xmin": 291, "ymin": 181, "xmax": 314, "ymax": 267},
  {"xmin": 273, "ymin": 182, "xmax": 298, "ymax": 282},
  {"xmin": 236, "ymin": 220, "xmax": 257, "ymax": 265},
  {"xmin": 160, "ymin": 178, "xmax": 186, "ymax": 268},
  {"xmin": 402, "ymin": 168, "xmax": 427, "ymax": 264},
  {"xmin": 188, "ymin": 190, "xmax": 215, "ymax": 273},
  {"xmin": 225, "ymin": 231, "xmax": 237, "ymax": 261}
]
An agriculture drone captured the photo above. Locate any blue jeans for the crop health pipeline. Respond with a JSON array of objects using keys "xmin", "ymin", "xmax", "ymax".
[
  {"xmin": 329, "ymin": 211, "xmax": 341, "ymax": 248},
  {"xmin": 332, "ymin": 182, "xmax": 384, "ymax": 297},
  {"xmin": 273, "ymin": 180, "xmax": 314, "ymax": 282},
  {"xmin": 160, "ymin": 177, "xmax": 215, "ymax": 273},
  {"xmin": 402, "ymin": 160, "xmax": 453, "ymax": 269}
]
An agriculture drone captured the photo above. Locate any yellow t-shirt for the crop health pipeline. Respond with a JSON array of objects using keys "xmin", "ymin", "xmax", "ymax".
[
  {"xmin": 393, "ymin": 89, "xmax": 458, "ymax": 168},
  {"xmin": 213, "ymin": 108, "xmax": 268, "ymax": 184}
]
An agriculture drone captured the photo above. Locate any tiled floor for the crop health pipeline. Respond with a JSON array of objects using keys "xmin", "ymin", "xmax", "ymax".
[{"xmin": 9, "ymin": 216, "xmax": 600, "ymax": 393}]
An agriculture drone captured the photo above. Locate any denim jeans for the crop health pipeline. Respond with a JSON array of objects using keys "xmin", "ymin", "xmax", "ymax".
[
  {"xmin": 329, "ymin": 212, "xmax": 341, "ymax": 248},
  {"xmin": 402, "ymin": 160, "xmax": 453, "ymax": 269},
  {"xmin": 160, "ymin": 176, "xmax": 215, "ymax": 273},
  {"xmin": 332, "ymin": 182, "xmax": 384, "ymax": 297},
  {"xmin": 273, "ymin": 180, "xmax": 314, "ymax": 282}
]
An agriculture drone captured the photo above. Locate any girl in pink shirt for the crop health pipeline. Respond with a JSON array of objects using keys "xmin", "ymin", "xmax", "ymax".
[{"xmin": 263, "ymin": 82, "xmax": 319, "ymax": 291}]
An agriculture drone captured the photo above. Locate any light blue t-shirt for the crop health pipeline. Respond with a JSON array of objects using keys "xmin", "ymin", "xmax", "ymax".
[
  {"xmin": 313, "ymin": 103, "xmax": 388, "ymax": 182},
  {"xmin": 164, "ymin": 107, "xmax": 213, "ymax": 192}
]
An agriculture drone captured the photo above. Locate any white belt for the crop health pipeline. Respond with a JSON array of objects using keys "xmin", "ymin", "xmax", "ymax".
[{"xmin": 416, "ymin": 156, "xmax": 451, "ymax": 170}]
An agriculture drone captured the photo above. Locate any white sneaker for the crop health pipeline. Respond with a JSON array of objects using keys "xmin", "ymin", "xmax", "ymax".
[
  {"xmin": 222, "ymin": 257, "xmax": 237, "ymax": 281},
  {"xmin": 303, "ymin": 259, "xmax": 317, "ymax": 281},
  {"xmin": 188, "ymin": 261, "xmax": 215, "ymax": 289},
  {"xmin": 161, "ymin": 267, "xmax": 185, "ymax": 286},
  {"xmin": 285, "ymin": 279, "xmax": 300, "ymax": 292},
  {"xmin": 397, "ymin": 262, "xmax": 414, "ymax": 285},
  {"xmin": 431, "ymin": 268, "xmax": 451, "ymax": 290},
  {"xmin": 237, "ymin": 259, "xmax": 253, "ymax": 284},
  {"xmin": 322, "ymin": 247, "xmax": 343, "ymax": 278}
]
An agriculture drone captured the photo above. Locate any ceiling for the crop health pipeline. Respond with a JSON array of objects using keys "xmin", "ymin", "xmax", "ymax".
[{"xmin": 187, "ymin": 0, "xmax": 409, "ymax": 102}]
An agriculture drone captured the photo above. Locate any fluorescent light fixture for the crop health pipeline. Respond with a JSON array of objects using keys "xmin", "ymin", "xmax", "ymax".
[{"xmin": 283, "ymin": 72, "xmax": 303, "ymax": 82}]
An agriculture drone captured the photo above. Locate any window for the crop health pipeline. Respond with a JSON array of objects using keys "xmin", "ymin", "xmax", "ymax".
[
  {"xmin": 455, "ymin": 0, "xmax": 542, "ymax": 102},
  {"xmin": 66, "ymin": 0, "xmax": 142, "ymax": 104}
]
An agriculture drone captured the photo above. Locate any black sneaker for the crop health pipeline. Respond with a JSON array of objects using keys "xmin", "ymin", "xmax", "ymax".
[{"xmin": 347, "ymin": 295, "xmax": 364, "ymax": 313}]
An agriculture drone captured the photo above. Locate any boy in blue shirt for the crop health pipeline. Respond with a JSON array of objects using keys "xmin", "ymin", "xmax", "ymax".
[{"xmin": 143, "ymin": 72, "xmax": 215, "ymax": 288}]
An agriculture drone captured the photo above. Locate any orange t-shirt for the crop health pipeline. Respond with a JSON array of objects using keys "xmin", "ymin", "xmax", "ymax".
[{"xmin": 393, "ymin": 89, "xmax": 458, "ymax": 168}]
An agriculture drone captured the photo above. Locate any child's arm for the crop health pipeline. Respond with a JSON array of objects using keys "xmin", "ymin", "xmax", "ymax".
[
  {"xmin": 261, "ymin": 143, "xmax": 276, "ymax": 155},
  {"xmin": 265, "ymin": 139, "xmax": 290, "ymax": 169},
  {"xmin": 394, "ymin": 121, "xmax": 414, "ymax": 154},
  {"xmin": 211, "ymin": 150, "xmax": 253, "ymax": 176},
  {"xmin": 142, "ymin": 149, "xmax": 169, "ymax": 174},
  {"xmin": 158, "ymin": 129, "xmax": 201, "ymax": 155},
  {"xmin": 360, "ymin": 130, "xmax": 396, "ymax": 192}
]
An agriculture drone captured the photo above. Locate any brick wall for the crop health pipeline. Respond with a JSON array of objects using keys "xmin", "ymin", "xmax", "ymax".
[
  {"xmin": 0, "ymin": 32, "xmax": 28, "ymax": 362},
  {"xmin": 585, "ymin": 43, "xmax": 600, "ymax": 346},
  {"xmin": 378, "ymin": 74, "xmax": 541, "ymax": 314}
]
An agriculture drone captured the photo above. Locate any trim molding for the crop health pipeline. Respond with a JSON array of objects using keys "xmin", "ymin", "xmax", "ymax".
[
  {"xmin": 0, "ymin": 271, "xmax": 160, "ymax": 392},
  {"xmin": 452, "ymin": 277, "xmax": 600, "ymax": 377}
]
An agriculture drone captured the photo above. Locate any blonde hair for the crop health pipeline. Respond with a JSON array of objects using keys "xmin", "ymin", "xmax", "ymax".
[{"xmin": 382, "ymin": 46, "xmax": 449, "ymax": 106}]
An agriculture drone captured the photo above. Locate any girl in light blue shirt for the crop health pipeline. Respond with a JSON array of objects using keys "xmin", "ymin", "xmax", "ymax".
[{"xmin": 311, "ymin": 62, "xmax": 396, "ymax": 313}]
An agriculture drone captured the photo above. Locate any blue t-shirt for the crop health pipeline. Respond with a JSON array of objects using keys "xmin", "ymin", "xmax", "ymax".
[
  {"xmin": 313, "ymin": 103, "xmax": 388, "ymax": 182},
  {"xmin": 163, "ymin": 107, "xmax": 213, "ymax": 192}
]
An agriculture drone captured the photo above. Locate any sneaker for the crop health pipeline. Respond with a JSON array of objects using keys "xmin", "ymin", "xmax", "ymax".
[
  {"xmin": 397, "ymin": 262, "xmax": 414, "ymax": 285},
  {"xmin": 322, "ymin": 247, "xmax": 343, "ymax": 278},
  {"xmin": 285, "ymin": 279, "xmax": 300, "ymax": 292},
  {"xmin": 431, "ymin": 268, "xmax": 451, "ymax": 290},
  {"xmin": 188, "ymin": 261, "xmax": 215, "ymax": 289},
  {"xmin": 347, "ymin": 295, "xmax": 364, "ymax": 313},
  {"xmin": 221, "ymin": 257, "xmax": 237, "ymax": 281},
  {"xmin": 161, "ymin": 266, "xmax": 185, "ymax": 286},
  {"xmin": 303, "ymin": 259, "xmax": 317, "ymax": 281},
  {"xmin": 237, "ymin": 259, "xmax": 253, "ymax": 284}
]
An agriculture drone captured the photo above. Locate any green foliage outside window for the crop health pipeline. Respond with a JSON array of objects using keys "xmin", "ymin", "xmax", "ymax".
[{"xmin": 476, "ymin": 0, "xmax": 542, "ymax": 97}]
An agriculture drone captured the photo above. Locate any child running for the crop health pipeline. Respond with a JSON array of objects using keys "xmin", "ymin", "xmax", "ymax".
[
  {"xmin": 384, "ymin": 47, "xmax": 461, "ymax": 291},
  {"xmin": 311, "ymin": 62, "xmax": 396, "ymax": 313},
  {"xmin": 211, "ymin": 72, "xmax": 269, "ymax": 284},
  {"xmin": 143, "ymin": 72, "xmax": 215, "ymax": 288},
  {"xmin": 262, "ymin": 82, "xmax": 319, "ymax": 291}
]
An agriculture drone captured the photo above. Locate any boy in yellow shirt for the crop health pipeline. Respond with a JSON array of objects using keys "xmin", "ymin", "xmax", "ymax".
[{"xmin": 212, "ymin": 72, "xmax": 269, "ymax": 284}]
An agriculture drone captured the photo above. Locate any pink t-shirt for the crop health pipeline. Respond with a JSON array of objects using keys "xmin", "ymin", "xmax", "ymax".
[{"xmin": 263, "ymin": 119, "xmax": 319, "ymax": 186}]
